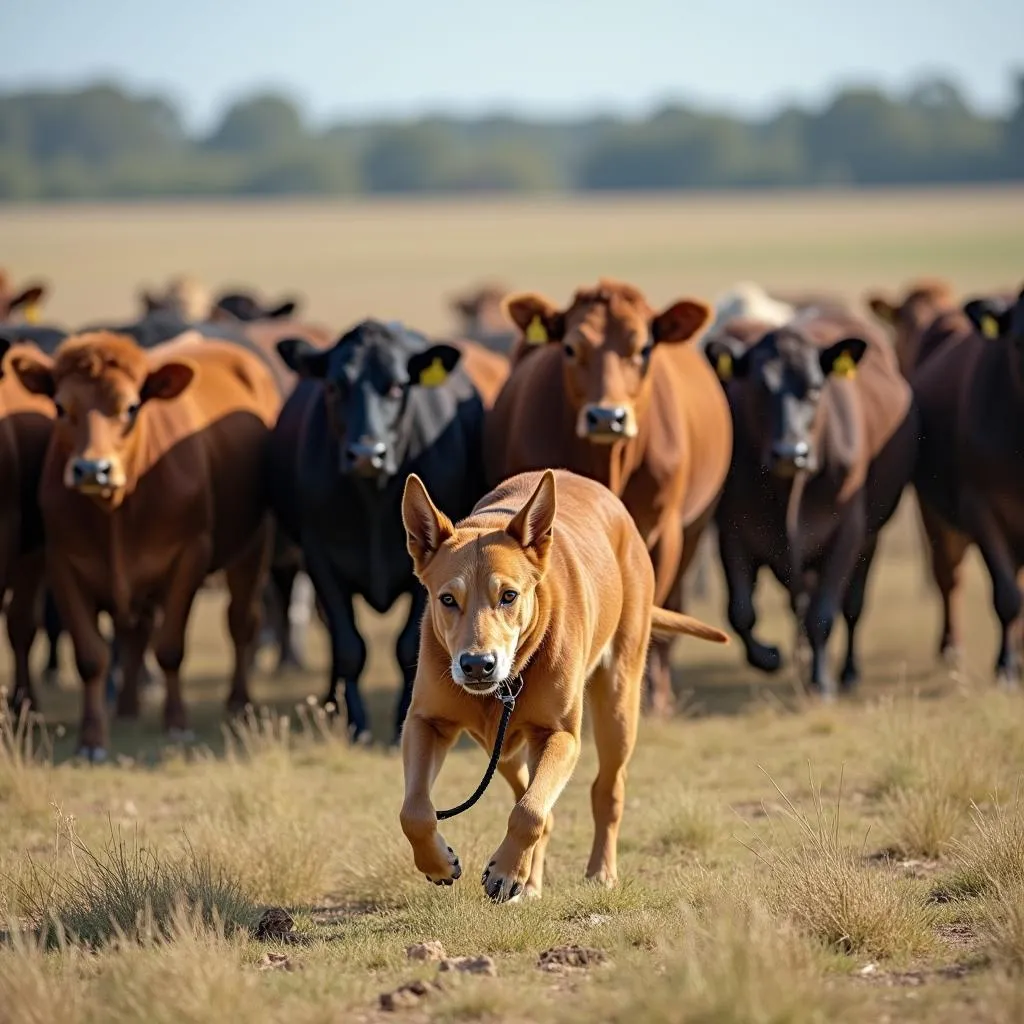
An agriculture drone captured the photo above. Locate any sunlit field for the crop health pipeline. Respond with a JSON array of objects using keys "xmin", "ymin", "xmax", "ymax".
[{"xmin": 2, "ymin": 187, "xmax": 1024, "ymax": 1022}]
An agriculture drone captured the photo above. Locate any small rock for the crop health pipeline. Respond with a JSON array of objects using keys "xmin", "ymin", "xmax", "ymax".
[
  {"xmin": 406, "ymin": 940, "xmax": 446, "ymax": 962},
  {"xmin": 438, "ymin": 955, "xmax": 497, "ymax": 977},
  {"xmin": 257, "ymin": 952, "xmax": 299, "ymax": 972},
  {"xmin": 379, "ymin": 979, "xmax": 442, "ymax": 1012},
  {"xmin": 253, "ymin": 907, "xmax": 294, "ymax": 941},
  {"xmin": 538, "ymin": 945, "xmax": 608, "ymax": 971}
]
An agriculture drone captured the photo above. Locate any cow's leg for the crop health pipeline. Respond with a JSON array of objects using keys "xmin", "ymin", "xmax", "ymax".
[
  {"xmin": 48, "ymin": 560, "xmax": 110, "ymax": 760},
  {"xmin": 42, "ymin": 590, "xmax": 63, "ymax": 686},
  {"xmin": 805, "ymin": 507, "xmax": 866, "ymax": 700},
  {"xmin": 152, "ymin": 540, "xmax": 212, "ymax": 737},
  {"xmin": 6, "ymin": 553, "xmax": 45, "ymax": 713},
  {"xmin": 394, "ymin": 585, "xmax": 428, "ymax": 742},
  {"xmin": 114, "ymin": 617, "xmax": 153, "ymax": 719},
  {"xmin": 959, "ymin": 491, "xmax": 1022, "ymax": 686},
  {"xmin": 839, "ymin": 536, "xmax": 878, "ymax": 690},
  {"xmin": 303, "ymin": 545, "xmax": 369, "ymax": 741},
  {"xmin": 224, "ymin": 524, "xmax": 273, "ymax": 713},
  {"xmin": 919, "ymin": 500, "xmax": 970, "ymax": 667},
  {"xmin": 718, "ymin": 523, "xmax": 779, "ymax": 672},
  {"xmin": 643, "ymin": 513, "xmax": 684, "ymax": 716},
  {"xmin": 269, "ymin": 561, "xmax": 304, "ymax": 673}
]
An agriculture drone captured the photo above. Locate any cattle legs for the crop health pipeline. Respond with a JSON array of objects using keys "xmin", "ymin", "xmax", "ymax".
[
  {"xmin": 113, "ymin": 618, "xmax": 153, "ymax": 719},
  {"xmin": 839, "ymin": 537, "xmax": 878, "ymax": 690},
  {"xmin": 6, "ymin": 554, "xmax": 44, "ymax": 713},
  {"xmin": 718, "ymin": 526, "xmax": 781, "ymax": 673},
  {"xmin": 224, "ymin": 525, "xmax": 273, "ymax": 714},
  {"xmin": 959, "ymin": 491, "xmax": 1023, "ymax": 686},
  {"xmin": 304, "ymin": 548, "xmax": 370, "ymax": 741},
  {"xmin": 919, "ymin": 501, "xmax": 971, "ymax": 668},
  {"xmin": 395, "ymin": 586, "xmax": 428, "ymax": 742},
  {"xmin": 42, "ymin": 590, "xmax": 62, "ymax": 686}
]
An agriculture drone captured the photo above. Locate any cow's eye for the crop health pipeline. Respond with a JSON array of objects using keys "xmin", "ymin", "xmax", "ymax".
[
  {"xmin": 563, "ymin": 344, "xmax": 576, "ymax": 358},
  {"xmin": 439, "ymin": 593, "xmax": 458, "ymax": 609},
  {"xmin": 124, "ymin": 401, "xmax": 141, "ymax": 422},
  {"xmin": 500, "ymin": 589, "xmax": 518, "ymax": 606},
  {"xmin": 54, "ymin": 401, "xmax": 66, "ymax": 419}
]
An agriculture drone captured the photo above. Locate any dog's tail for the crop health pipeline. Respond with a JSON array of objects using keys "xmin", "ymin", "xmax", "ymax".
[{"xmin": 650, "ymin": 607, "xmax": 729, "ymax": 644}]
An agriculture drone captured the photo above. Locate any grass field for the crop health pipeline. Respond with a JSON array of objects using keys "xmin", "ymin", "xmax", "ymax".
[{"xmin": 2, "ymin": 188, "xmax": 1024, "ymax": 1022}]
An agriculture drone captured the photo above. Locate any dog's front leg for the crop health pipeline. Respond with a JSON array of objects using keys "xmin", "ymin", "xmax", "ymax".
[
  {"xmin": 482, "ymin": 728, "xmax": 579, "ymax": 902},
  {"xmin": 399, "ymin": 712, "xmax": 463, "ymax": 885}
]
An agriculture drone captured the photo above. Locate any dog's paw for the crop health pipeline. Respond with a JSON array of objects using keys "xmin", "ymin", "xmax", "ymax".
[
  {"xmin": 415, "ymin": 833, "xmax": 462, "ymax": 886},
  {"xmin": 481, "ymin": 845, "xmax": 532, "ymax": 903}
]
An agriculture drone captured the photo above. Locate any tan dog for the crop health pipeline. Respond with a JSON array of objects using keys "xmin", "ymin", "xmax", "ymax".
[{"xmin": 399, "ymin": 468, "xmax": 728, "ymax": 901}]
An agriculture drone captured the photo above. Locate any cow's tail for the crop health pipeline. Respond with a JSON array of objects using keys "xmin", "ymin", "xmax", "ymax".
[{"xmin": 650, "ymin": 607, "xmax": 729, "ymax": 644}]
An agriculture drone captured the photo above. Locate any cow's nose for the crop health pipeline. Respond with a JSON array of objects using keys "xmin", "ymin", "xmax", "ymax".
[
  {"xmin": 771, "ymin": 441, "xmax": 810, "ymax": 467},
  {"xmin": 584, "ymin": 406, "xmax": 629, "ymax": 432},
  {"xmin": 71, "ymin": 458, "xmax": 114, "ymax": 487},
  {"xmin": 346, "ymin": 439, "xmax": 387, "ymax": 472},
  {"xmin": 459, "ymin": 652, "xmax": 497, "ymax": 683}
]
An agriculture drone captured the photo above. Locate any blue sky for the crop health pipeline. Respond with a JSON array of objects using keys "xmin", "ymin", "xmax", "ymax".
[{"xmin": 1, "ymin": 0, "xmax": 1020, "ymax": 130}]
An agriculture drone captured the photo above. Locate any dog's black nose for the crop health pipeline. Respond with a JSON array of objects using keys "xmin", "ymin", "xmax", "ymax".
[{"xmin": 459, "ymin": 652, "xmax": 497, "ymax": 682}]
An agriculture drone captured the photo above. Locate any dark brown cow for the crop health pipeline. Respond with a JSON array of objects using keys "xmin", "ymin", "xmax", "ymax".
[
  {"xmin": 485, "ymin": 279, "xmax": 732, "ymax": 714},
  {"xmin": 0, "ymin": 271, "xmax": 48, "ymax": 323},
  {"xmin": 866, "ymin": 278, "xmax": 958, "ymax": 377},
  {"xmin": 0, "ymin": 339, "xmax": 57, "ymax": 711},
  {"xmin": 912, "ymin": 286, "xmax": 1024, "ymax": 685},
  {"xmin": 9, "ymin": 331, "xmax": 281, "ymax": 758},
  {"xmin": 704, "ymin": 310, "xmax": 917, "ymax": 695},
  {"xmin": 449, "ymin": 281, "xmax": 517, "ymax": 356}
]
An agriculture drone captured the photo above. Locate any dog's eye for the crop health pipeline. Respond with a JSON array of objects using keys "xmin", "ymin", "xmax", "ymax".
[
  {"xmin": 439, "ymin": 593, "xmax": 457, "ymax": 609},
  {"xmin": 500, "ymin": 589, "xmax": 518, "ymax": 606}
]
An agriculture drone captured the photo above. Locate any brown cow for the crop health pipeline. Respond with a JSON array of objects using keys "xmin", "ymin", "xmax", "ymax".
[
  {"xmin": 449, "ymin": 281, "xmax": 517, "ymax": 356},
  {"xmin": 0, "ymin": 271, "xmax": 48, "ymax": 323},
  {"xmin": 9, "ymin": 331, "xmax": 281, "ymax": 759},
  {"xmin": 912, "ymin": 286, "xmax": 1024, "ymax": 685},
  {"xmin": 866, "ymin": 278, "xmax": 958, "ymax": 377},
  {"xmin": 485, "ymin": 279, "xmax": 732, "ymax": 714},
  {"xmin": 0, "ymin": 338, "xmax": 56, "ymax": 711},
  {"xmin": 704, "ymin": 311, "xmax": 917, "ymax": 695}
]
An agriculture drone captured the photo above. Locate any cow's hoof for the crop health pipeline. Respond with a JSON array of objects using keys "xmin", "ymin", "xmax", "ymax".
[
  {"xmin": 75, "ymin": 745, "xmax": 108, "ymax": 764},
  {"xmin": 839, "ymin": 663, "xmax": 859, "ymax": 690},
  {"xmin": 747, "ymin": 643, "xmax": 782, "ymax": 674}
]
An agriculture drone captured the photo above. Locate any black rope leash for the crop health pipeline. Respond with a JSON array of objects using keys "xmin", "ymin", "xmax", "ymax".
[{"xmin": 436, "ymin": 675, "xmax": 523, "ymax": 821}]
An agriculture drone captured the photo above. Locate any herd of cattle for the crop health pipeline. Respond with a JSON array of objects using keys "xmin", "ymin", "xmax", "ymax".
[{"xmin": 0, "ymin": 268, "xmax": 1022, "ymax": 760}]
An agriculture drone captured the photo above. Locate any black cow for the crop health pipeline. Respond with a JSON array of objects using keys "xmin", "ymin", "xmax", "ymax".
[
  {"xmin": 269, "ymin": 319, "xmax": 489, "ymax": 742},
  {"xmin": 704, "ymin": 312, "xmax": 918, "ymax": 697},
  {"xmin": 212, "ymin": 292, "xmax": 299, "ymax": 322}
]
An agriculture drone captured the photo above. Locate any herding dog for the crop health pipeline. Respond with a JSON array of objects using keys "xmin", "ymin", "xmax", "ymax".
[{"xmin": 399, "ymin": 468, "xmax": 728, "ymax": 901}]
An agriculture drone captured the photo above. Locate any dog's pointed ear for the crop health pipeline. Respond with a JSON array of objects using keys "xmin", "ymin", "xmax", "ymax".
[
  {"xmin": 506, "ymin": 470, "xmax": 556, "ymax": 563},
  {"xmin": 402, "ymin": 473, "xmax": 455, "ymax": 575}
]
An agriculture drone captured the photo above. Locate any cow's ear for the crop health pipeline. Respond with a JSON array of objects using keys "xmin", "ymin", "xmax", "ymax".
[
  {"xmin": 402, "ymin": 473, "xmax": 455, "ymax": 575},
  {"xmin": 506, "ymin": 469, "xmax": 556, "ymax": 565},
  {"xmin": 963, "ymin": 297, "xmax": 1010, "ymax": 340},
  {"xmin": 0, "ymin": 337, "xmax": 10, "ymax": 379},
  {"xmin": 9, "ymin": 350, "xmax": 56, "ymax": 398},
  {"xmin": 276, "ymin": 337, "xmax": 331, "ymax": 378},
  {"xmin": 139, "ymin": 289, "xmax": 161, "ymax": 314},
  {"xmin": 407, "ymin": 344, "xmax": 461, "ymax": 388},
  {"xmin": 10, "ymin": 284, "xmax": 46, "ymax": 322},
  {"xmin": 867, "ymin": 294, "xmax": 897, "ymax": 326},
  {"xmin": 820, "ymin": 337, "xmax": 868, "ymax": 380},
  {"xmin": 267, "ymin": 299, "xmax": 298, "ymax": 319},
  {"xmin": 704, "ymin": 337, "xmax": 750, "ymax": 382},
  {"xmin": 651, "ymin": 299, "xmax": 711, "ymax": 345},
  {"xmin": 141, "ymin": 359, "xmax": 195, "ymax": 402},
  {"xmin": 503, "ymin": 293, "xmax": 565, "ymax": 346}
]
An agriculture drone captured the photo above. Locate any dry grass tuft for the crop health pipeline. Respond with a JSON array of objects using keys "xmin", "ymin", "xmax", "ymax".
[
  {"xmin": 8, "ymin": 808, "xmax": 258, "ymax": 947},
  {"xmin": 0, "ymin": 693, "xmax": 55, "ymax": 828},
  {"xmin": 751, "ymin": 768, "xmax": 936, "ymax": 958},
  {"xmin": 939, "ymin": 792, "xmax": 1024, "ymax": 901}
]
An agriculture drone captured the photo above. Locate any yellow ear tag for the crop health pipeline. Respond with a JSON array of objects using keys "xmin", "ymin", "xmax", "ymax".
[
  {"xmin": 525, "ymin": 315, "xmax": 548, "ymax": 345},
  {"xmin": 715, "ymin": 351, "xmax": 733, "ymax": 381},
  {"xmin": 418, "ymin": 357, "xmax": 449, "ymax": 388},
  {"xmin": 832, "ymin": 351, "xmax": 857, "ymax": 380},
  {"xmin": 981, "ymin": 314, "xmax": 1000, "ymax": 340},
  {"xmin": 23, "ymin": 303, "xmax": 41, "ymax": 324}
]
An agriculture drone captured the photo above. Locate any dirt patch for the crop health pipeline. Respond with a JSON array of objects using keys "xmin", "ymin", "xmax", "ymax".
[
  {"xmin": 864, "ymin": 849, "xmax": 944, "ymax": 879},
  {"xmin": 856, "ymin": 960, "xmax": 986, "ymax": 987},
  {"xmin": 538, "ymin": 945, "xmax": 609, "ymax": 972},
  {"xmin": 379, "ymin": 978, "xmax": 443, "ymax": 1012},
  {"xmin": 439, "ymin": 955, "xmax": 497, "ymax": 977},
  {"xmin": 407, "ymin": 941, "xmax": 446, "ymax": 962},
  {"xmin": 256, "ymin": 952, "xmax": 301, "ymax": 972}
]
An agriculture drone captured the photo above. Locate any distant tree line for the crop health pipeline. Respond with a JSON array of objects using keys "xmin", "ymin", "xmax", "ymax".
[{"xmin": 1, "ymin": 75, "xmax": 1022, "ymax": 200}]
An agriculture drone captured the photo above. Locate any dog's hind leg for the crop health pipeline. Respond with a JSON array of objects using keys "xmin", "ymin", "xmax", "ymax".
[
  {"xmin": 585, "ymin": 650, "xmax": 643, "ymax": 886},
  {"xmin": 497, "ymin": 750, "xmax": 553, "ymax": 898}
]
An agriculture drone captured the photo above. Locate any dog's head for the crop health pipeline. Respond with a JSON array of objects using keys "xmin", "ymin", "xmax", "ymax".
[{"xmin": 402, "ymin": 471, "xmax": 556, "ymax": 696}]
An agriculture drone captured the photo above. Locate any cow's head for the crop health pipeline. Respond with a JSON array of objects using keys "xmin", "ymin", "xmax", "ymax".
[
  {"xmin": 504, "ymin": 279, "xmax": 710, "ymax": 443},
  {"xmin": 211, "ymin": 291, "xmax": 299, "ymax": 322},
  {"xmin": 9, "ymin": 332, "xmax": 195, "ymax": 509},
  {"xmin": 964, "ymin": 287, "xmax": 1024, "ymax": 377},
  {"xmin": 277, "ymin": 321, "xmax": 462, "ymax": 482},
  {"xmin": 450, "ymin": 282, "xmax": 510, "ymax": 336},
  {"xmin": 708, "ymin": 326, "xmax": 868, "ymax": 478},
  {"xmin": 0, "ymin": 269, "xmax": 48, "ymax": 322},
  {"xmin": 866, "ymin": 279, "xmax": 955, "ymax": 374},
  {"xmin": 138, "ymin": 275, "xmax": 211, "ymax": 323}
]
